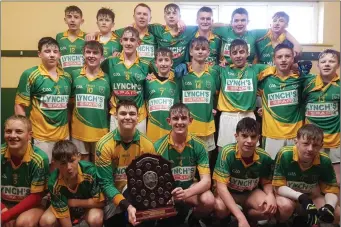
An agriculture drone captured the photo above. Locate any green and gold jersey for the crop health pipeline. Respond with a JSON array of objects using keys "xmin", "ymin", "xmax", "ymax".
[
  {"xmin": 1, "ymin": 143, "xmax": 49, "ymax": 205},
  {"xmin": 48, "ymin": 161, "xmax": 104, "ymax": 219},
  {"xmin": 15, "ymin": 64, "xmax": 71, "ymax": 141},
  {"xmin": 179, "ymin": 64, "xmax": 220, "ymax": 136},
  {"xmin": 303, "ymin": 74, "xmax": 340, "ymax": 148},
  {"xmin": 193, "ymin": 31, "xmax": 222, "ymax": 66},
  {"xmin": 155, "ymin": 133, "xmax": 210, "ymax": 190},
  {"xmin": 217, "ymin": 64, "xmax": 269, "ymax": 112},
  {"xmin": 101, "ymin": 54, "xmax": 149, "ymax": 122},
  {"xmin": 96, "ymin": 32, "xmax": 122, "ymax": 59},
  {"xmin": 148, "ymin": 24, "xmax": 198, "ymax": 67},
  {"xmin": 116, "ymin": 26, "xmax": 157, "ymax": 62},
  {"xmin": 145, "ymin": 72, "xmax": 180, "ymax": 142},
  {"xmin": 95, "ymin": 129, "xmax": 155, "ymax": 206},
  {"xmin": 213, "ymin": 27, "xmax": 267, "ymax": 64},
  {"xmin": 255, "ymin": 29, "xmax": 293, "ymax": 65},
  {"xmin": 272, "ymin": 146, "xmax": 339, "ymax": 195},
  {"xmin": 258, "ymin": 67, "xmax": 304, "ymax": 139},
  {"xmin": 213, "ymin": 143, "xmax": 273, "ymax": 194},
  {"xmin": 70, "ymin": 67, "xmax": 111, "ymax": 142},
  {"xmin": 56, "ymin": 30, "xmax": 86, "ymax": 74}
]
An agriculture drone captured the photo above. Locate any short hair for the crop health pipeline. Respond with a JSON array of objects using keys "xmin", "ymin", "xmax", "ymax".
[
  {"xmin": 38, "ymin": 37, "xmax": 59, "ymax": 52},
  {"xmin": 65, "ymin": 5, "xmax": 83, "ymax": 17},
  {"xmin": 83, "ymin": 40, "xmax": 104, "ymax": 56},
  {"xmin": 231, "ymin": 8, "xmax": 248, "ymax": 22},
  {"xmin": 229, "ymin": 39, "xmax": 249, "ymax": 53},
  {"xmin": 297, "ymin": 124, "xmax": 324, "ymax": 144},
  {"xmin": 155, "ymin": 47, "xmax": 173, "ymax": 61},
  {"xmin": 96, "ymin": 7, "xmax": 115, "ymax": 22},
  {"xmin": 273, "ymin": 43, "xmax": 294, "ymax": 55},
  {"xmin": 272, "ymin": 11, "xmax": 289, "ymax": 24},
  {"xmin": 52, "ymin": 140, "xmax": 79, "ymax": 163},
  {"xmin": 318, "ymin": 49, "xmax": 340, "ymax": 64},
  {"xmin": 197, "ymin": 6, "xmax": 213, "ymax": 17},
  {"xmin": 4, "ymin": 115, "xmax": 32, "ymax": 132},
  {"xmin": 116, "ymin": 100, "xmax": 139, "ymax": 114},
  {"xmin": 169, "ymin": 103, "xmax": 191, "ymax": 118},
  {"xmin": 134, "ymin": 3, "xmax": 151, "ymax": 14},
  {"xmin": 164, "ymin": 3, "xmax": 180, "ymax": 13},
  {"xmin": 190, "ymin": 36, "xmax": 209, "ymax": 49},
  {"xmin": 122, "ymin": 27, "xmax": 140, "ymax": 41},
  {"xmin": 236, "ymin": 117, "xmax": 260, "ymax": 135}
]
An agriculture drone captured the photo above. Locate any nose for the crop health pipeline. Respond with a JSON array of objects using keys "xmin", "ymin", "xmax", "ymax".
[
  {"xmin": 246, "ymin": 137, "xmax": 252, "ymax": 143},
  {"xmin": 67, "ymin": 162, "xmax": 73, "ymax": 171}
]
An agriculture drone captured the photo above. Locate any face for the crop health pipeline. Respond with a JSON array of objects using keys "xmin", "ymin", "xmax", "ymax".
[
  {"xmin": 155, "ymin": 54, "xmax": 173, "ymax": 76},
  {"xmin": 273, "ymin": 48, "xmax": 294, "ymax": 73},
  {"xmin": 190, "ymin": 43, "xmax": 210, "ymax": 63},
  {"xmin": 64, "ymin": 11, "xmax": 84, "ymax": 31},
  {"xmin": 167, "ymin": 110, "xmax": 192, "ymax": 135},
  {"xmin": 4, "ymin": 120, "xmax": 32, "ymax": 151},
  {"xmin": 120, "ymin": 31, "xmax": 140, "ymax": 55},
  {"xmin": 97, "ymin": 14, "xmax": 114, "ymax": 34},
  {"xmin": 318, "ymin": 53, "xmax": 340, "ymax": 78},
  {"xmin": 235, "ymin": 131, "xmax": 259, "ymax": 154},
  {"xmin": 271, "ymin": 16, "xmax": 288, "ymax": 34},
  {"xmin": 84, "ymin": 47, "xmax": 103, "ymax": 68},
  {"xmin": 230, "ymin": 45, "xmax": 248, "ymax": 68},
  {"xmin": 116, "ymin": 105, "xmax": 138, "ymax": 131},
  {"xmin": 38, "ymin": 44, "xmax": 60, "ymax": 69},
  {"xmin": 231, "ymin": 13, "xmax": 248, "ymax": 35},
  {"xmin": 58, "ymin": 155, "xmax": 80, "ymax": 180},
  {"xmin": 134, "ymin": 6, "xmax": 151, "ymax": 28},
  {"xmin": 164, "ymin": 8, "xmax": 180, "ymax": 27},
  {"xmin": 197, "ymin": 11, "xmax": 213, "ymax": 32},
  {"xmin": 296, "ymin": 137, "xmax": 323, "ymax": 163}
]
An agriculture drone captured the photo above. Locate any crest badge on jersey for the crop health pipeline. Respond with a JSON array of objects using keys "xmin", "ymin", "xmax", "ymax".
[
  {"xmin": 169, "ymin": 89, "xmax": 175, "ymax": 96},
  {"xmin": 99, "ymin": 86, "xmax": 105, "ymax": 94},
  {"xmin": 206, "ymin": 81, "xmax": 211, "ymax": 89},
  {"xmin": 64, "ymin": 86, "xmax": 69, "ymax": 94}
]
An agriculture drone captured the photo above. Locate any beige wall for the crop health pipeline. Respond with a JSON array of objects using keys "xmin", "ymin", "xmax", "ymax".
[{"xmin": 1, "ymin": 1, "xmax": 340, "ymax": 88}]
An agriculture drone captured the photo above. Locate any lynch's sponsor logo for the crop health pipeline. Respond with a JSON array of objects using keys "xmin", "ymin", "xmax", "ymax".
[
  {"xmin": 60, "ymin": 54, "xmax": 84, "ymax": 68},
  {"xmin": 112, "ymin": 83, "xmax": 141, "ymax": 97},
  {"xmin": 268, "ymin": 90, "xmax": 298, "ymax": 107},
  {"xmin": 76, "ymin": 94, "xmax": 105, "ymax": 109},
  {"xmin": 225, "ymin": 79, "xmax": 253, "ymax": 92},
  {"xmin": 169, "ymin": 46, "xmax": 186, "ymax": 59},
  {"xmin": 172, "ymin": 166, "xmax": 196, "ymax": 181},
  {"xmin": 114, "ymin": 166, "xmax": 127, "ymax": 181},
  {"xmin": 148, "ymin": 98, "xmax": 174, "ymax": 112},
  {"xmin": 287, "ymin": 181, "xmax": 317, "ymax": 193},
  {"xmin": 1, "ymin": 186, "xmax": 30, "ymax": 201},
  {"xmin": 40, "ymin": 95, "xmax": 69, "ymax": 110},
  {"xmin": 229, "ymin": 177, "xmax": 259, "ymax": 192},
  {"xmin": 306, "ymin": 103, "xmax": 338, "ymax": 117},
  {"xmin": 137, "ymin": 45, "xmax": 155, "ymax": 58},
  {"xmin": 182, "ymin": 90, "xmax": 211, "ymax": 104}
]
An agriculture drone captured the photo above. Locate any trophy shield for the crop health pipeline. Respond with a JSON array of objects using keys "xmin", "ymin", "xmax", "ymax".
[{"xmin": 126, "ymin": 153, "xmax": 177, "ymax": 222}]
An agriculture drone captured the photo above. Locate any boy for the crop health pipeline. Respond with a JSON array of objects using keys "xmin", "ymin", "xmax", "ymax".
[
  {"xmin": 155, "ymin": 103, "xmax": 215, "ymax": 226},
  {"xmin": 14, "ymin": 37, "xmax": 71, "ymax": 163},
  {"xmin": 95, "ymin": 7, "xmax": 122, "ymax": 59},
  {"xmin": 70, "ymin": 40, "xmax": 111, "ymax": 161},
  {"xmin": 95, "ymin": 100, "xmax": 155, "ymax": 226},
  {"xmin": 101, "ymin": 27, "xmax": 149, "ymax": 133},
  {"xmin": 56, "ymin": 5, "xmax": 86, "ymax": 74},
  {"xmin": 39, "ymin": 140, "xmax": 104, "ymax": 227},
  {"xmin": 273, "ymin": 124, "xmax": 340, "ymax": 226},
  {"xmin": 1, "ymin": 115, "xmax": 49, "ymax": 226},
  {"xmin": 145, "ymin": 47, "xmax": 180, "ymax": 141},
  {"xmin": 214, "ymin": 117, "xmax": 275, "ymax": 227}
]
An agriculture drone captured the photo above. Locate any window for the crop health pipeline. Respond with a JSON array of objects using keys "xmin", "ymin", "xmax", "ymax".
[{"xmin": 178, "ymin": 2, "xmax": 319, "ymax": 44}]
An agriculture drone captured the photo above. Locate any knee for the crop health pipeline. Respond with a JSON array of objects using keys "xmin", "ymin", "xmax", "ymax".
[
  {"xmin": 87, "ymin": 210, "xmax": 104, "ymax": 227},
  {"xmin": 200, "ymin": 191, "xmax": 215, "ymax": 208},
  {"xmin": 39, "ymin": 212, "xmax": 57, "ymax": 227},
  {"xmin": 276, "ymin": 197, "xmax": 295, "ymax": 221},
  {"xmin": 16, "ymin": 216, "xmax": 38, "ymax": 227},
  {"xmin": 333, "ymin": 206, "xmax": 340, "ymax": 224},
  {"xmin": 214, "ymin": 198, "xmax": 230, "ymax": 219}
]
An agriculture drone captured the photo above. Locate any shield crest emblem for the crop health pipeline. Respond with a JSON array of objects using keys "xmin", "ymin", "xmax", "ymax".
[
  {"xmin": 143, "ymin": 171, "xmax": 158, "ymax": 190},
  {"xmin": 99, "ymin": 86, "xmax": 105, "ymax": 94}
]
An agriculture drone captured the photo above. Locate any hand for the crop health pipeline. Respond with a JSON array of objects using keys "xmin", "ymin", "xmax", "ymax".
[
  {"xmin": 318, "ymin": 204, "xmax": 335, "ymax": 223},
  {"xmin": 171, "ymin": 187, "xmax": 187, "ymax": 201},
  {"xmin": 146, "ymin": 73, "xmax": 154, "ymax": 81},
  {"xmin": 1, "ymin": 208, "xmax": 8, "ymax": 214},
  {"xmin": 212, "ymin": 109, "xmax": 217, "ymax": 116},
  {"xmin": 259, "ymin": 194, "xmax": 277, "ymax": 215},
  {"xmin": 290, "ymin": 63, "xmax": 299, "ymax": 74},
  {"xmin": 298, "ymin": 194, "xmax": 319, "ymax": 226},
  {"xmin": 177, "ymin": 20, "xmax": 186, "ymax": 33},
  {"xmin": 219, "ymin": 59, "xmax": 227, "ymax": 68},
  {"xmin": 85, "ymin": 32, "xmax": 98, "ymax": 41},
  {"xmin": 237, "ymin": 218, "xmax": 250, "ymax": 227},
  {"xmin": 257, "ymin": 108, "xmax": 263, "ymax": 117},
  {"xmin": 127, "ymin": 205, "xmax": 140, "ymax": 226},
  {"xmin": 68, "ymin": 199, "xmax": 76, "ymax": 207},
  {"xmin": 112, "ymin": 52, "xmax": 120, "ymax": 57}
]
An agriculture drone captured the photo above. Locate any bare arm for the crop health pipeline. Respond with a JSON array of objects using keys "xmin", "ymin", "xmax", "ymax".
[
  {"xmin": 68, "ymin": 198, "xmax": 105, "ymax": 209},
  {"xmin": 185, "ymin": 174, "xmax": 211, "ymax": 198},
  {"xmin": 285, "ymin": 31, "xmax": 302, "ymax": 56},
  {"xmin": 14, "ymin": 104, "xmax": 26, "ymax": 116}
]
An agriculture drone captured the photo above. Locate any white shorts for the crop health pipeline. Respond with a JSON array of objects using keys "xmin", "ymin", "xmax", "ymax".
[
  {"xmin": 33, "ymin": 138, "xmax": 67, "ymax": 163},
  {"xmin": 217, "ymin": 112, "xmax": 256, "ymax": 147},
  {"xmin": 263, "ymin": 137, "xmax": 295, "ymax": 160},
  {"xmin": 198, "ymin": 134, "xmax": 216, "ymax": 152},
  {"xmin": 110, "ymin": 115, "xmax": 146, "ymax": 134},
  {"xmin": 323, "ymin": 147, "xmax": 340, "ymax": 163},
  {"xmin": 103, "ymin": 185, "xmax": 128, "ymax": 220},
  {"xmin": 71, "ymin": 138, "xmax": 97, "ymax": 155}
]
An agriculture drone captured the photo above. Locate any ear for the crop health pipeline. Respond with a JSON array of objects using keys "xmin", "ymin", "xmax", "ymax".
[
  {"xmin": 188, "ymin": 116, "xmax": 193, "ymax": 124},
  {"xmin": 81, "ymin": 18, "xmax": 84, "ymax": 25},
  {"xmin": 294, "ymin": 138, "xmax": 298, "ymax": 145},
  {"xmin": 149, "ymin": 16, "xmax": 152, "ymax": 23},
  {"xmin": 234, "ymin": 133, "xmax": 238, "ymax": 140},
  {"xmin": 115, "ymin": 113, "xmax": 118, "ymax": 120},
  {"xmin": 28, "ymin": 130, "xmax": 33, "ymax": 141},
  {"xmin": 166, "ymin": 117, "xmax": 171, "ymax": 125},
  {"xmin": 64, "ymin": 17, "xmax": 67, "ymax": 24}
]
